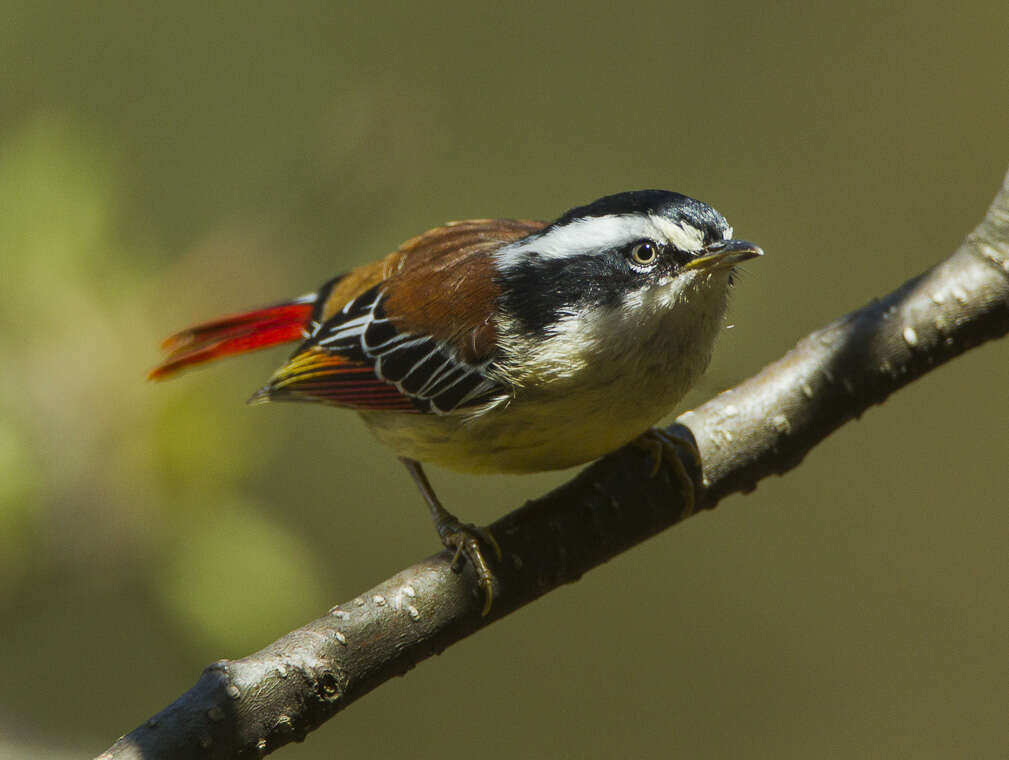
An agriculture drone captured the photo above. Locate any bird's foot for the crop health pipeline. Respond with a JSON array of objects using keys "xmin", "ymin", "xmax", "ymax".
[
  {"xmin": 632, "ymin": 427, "xmax": 702, "ymax": 518},
  {"xmin": 436, "ymin": 518, "xmax": 502, "ymax": 616}
]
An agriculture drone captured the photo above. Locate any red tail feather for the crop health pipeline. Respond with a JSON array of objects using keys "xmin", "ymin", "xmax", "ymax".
[{"xmin": 150, "ymin": 300, "xmax": 315, "ymax": 380}]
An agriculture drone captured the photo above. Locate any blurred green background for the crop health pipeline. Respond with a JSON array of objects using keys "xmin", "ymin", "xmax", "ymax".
[{"xmin": 1, "ymin": 1, "xmax": 1007, "ymax": 757}]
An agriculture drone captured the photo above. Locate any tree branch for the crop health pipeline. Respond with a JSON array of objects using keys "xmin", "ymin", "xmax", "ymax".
[{"xmin": 99, "ymin": 167, "xmax": 1009, "ymax": 760}]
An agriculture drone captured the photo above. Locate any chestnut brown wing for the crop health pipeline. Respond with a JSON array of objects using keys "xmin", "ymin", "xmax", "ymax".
[{"xmin": 254, "ymin": 218, "xmax": 546, "ymax": 413}]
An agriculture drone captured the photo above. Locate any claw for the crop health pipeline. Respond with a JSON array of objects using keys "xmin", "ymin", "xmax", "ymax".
[
  {"xmin": 473, "ymin": 524, "xmax": 502, "ymax": 562},
  {"xmin": 632, "ymin": 427, "xmax": 701, "ymax": 518},
  {"xmin": 449, "ymin": 539, "xmax": 465, "ymax": 571},
  {"xmin": 400, "ymin": 458, "xmax": 499, "ymax": 616},
  {"xmin": 441, "ymin": 525, "xmax": 496, "ymax": 615}
]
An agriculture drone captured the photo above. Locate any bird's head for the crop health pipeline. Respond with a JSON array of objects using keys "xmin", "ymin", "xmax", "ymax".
[{"xmin": 494, "ymin": 190, "xmax": 762, "ymax": 347}]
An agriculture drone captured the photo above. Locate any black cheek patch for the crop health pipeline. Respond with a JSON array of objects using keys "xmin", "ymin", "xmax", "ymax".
[{"xmin": 497, "ymin": 253, "xmax": 631, "ymax": 338}]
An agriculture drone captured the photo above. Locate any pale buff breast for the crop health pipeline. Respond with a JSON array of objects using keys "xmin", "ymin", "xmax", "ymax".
[{"xmin": 358, "ymin": 271, "xmax": 731, "ymax": 474}]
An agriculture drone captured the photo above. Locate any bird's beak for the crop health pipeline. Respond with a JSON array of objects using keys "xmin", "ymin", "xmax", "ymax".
[{"xmin": 683, "ymin": 239, "xmax": 764, "ymax": 273}]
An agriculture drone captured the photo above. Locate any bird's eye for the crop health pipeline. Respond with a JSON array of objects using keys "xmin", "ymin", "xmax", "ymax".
[{"xmin": 628, "ymin": 241, "xmax": 659, "ymax": 268}]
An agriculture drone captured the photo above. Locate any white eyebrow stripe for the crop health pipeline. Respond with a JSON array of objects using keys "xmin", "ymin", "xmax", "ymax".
[
  {"xmin": 494, "ymin": 213, "xmax": 706, "ymax": 269},
  {"xmin": 650, "ymin": 216, "xmax": 706, "ymax": 251},
  {"xmin": 495, "ymin": 215, "xmax": 655, "ymax": 267}
]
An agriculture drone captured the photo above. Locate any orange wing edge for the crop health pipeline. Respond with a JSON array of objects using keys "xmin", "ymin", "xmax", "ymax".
[{"xmin": 249, "ymin": 348, "xmax": 418, "ymax": 411}]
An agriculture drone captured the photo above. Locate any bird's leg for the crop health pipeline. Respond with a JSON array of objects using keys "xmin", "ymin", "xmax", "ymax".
[
  {"xmin": 632, "ymin": 427, "xmax": 702, "ymax": 519},
  {"xmin": 399, "ymin": 457, "xmax": 501, "ymax": 616}
]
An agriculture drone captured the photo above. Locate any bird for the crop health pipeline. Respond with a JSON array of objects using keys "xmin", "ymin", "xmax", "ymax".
[{"xmin": 150, "ymin": 190, "xmax": 762, "ymax": 614}]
